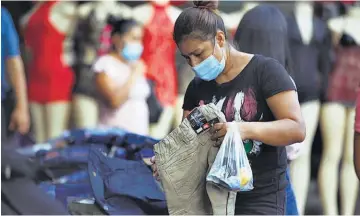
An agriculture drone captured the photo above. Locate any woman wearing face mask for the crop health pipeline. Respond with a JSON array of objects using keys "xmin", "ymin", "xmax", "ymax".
[
  {"xmin": 234, "ymin": 5, "xmax": 300, "ymax": 215},
  {"xmin": 94, "ymin": 18, "xmax": 150, "ymax": 135},
  {"xmin": 151, "ymin": 1, "xmax": 305, "ymax": 214}
]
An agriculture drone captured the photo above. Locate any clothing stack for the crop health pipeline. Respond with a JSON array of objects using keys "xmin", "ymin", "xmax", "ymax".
[{"xmin": 9, "ymin": 127, "xmax": 168, "ymax": 215}]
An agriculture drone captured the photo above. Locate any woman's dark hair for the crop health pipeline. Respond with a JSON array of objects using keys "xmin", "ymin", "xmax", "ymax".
[
  {"xmin": 107, "ymin": 16, "xmax": 138, "ymax": 36},
  {"xmin": 173, "ymin": 1, "xmax": 227, "ymax": 45},
  {"xmin": 234, "ymin": 4, "xmax": 294, "ymax": 77}
]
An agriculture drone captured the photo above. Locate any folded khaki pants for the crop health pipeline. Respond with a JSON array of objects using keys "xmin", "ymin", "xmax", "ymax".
[{"xmin": 154, "ymin": 103, "xmax": 237, "ymax": 215}]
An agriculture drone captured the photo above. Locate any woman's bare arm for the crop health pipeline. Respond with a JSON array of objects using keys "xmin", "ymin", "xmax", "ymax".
[
  {"xmin": 239, "ymin": 90, "xmax": 306, "ymax": 146},
  {"xmin": 95, "ymin": 72, "xmax": 136, "ymax": 109}
]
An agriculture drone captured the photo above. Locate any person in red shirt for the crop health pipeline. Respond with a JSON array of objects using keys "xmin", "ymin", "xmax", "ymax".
[{"xmin": 354, "ymin": 90, "xmax": 360, "ymax": 179}]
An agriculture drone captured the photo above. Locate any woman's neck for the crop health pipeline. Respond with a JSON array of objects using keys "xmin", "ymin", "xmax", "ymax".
[
  {"xmin": 109, "ymin": 51, "xmax": 128, "ymax": 64},
  {"xmin": 215, "ymin": 48, "xmax": 252, "ymax": 84}
]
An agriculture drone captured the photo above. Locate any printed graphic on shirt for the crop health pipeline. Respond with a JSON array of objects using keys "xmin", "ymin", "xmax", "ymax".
[{"xmin": 200, "ymin": 88, "xmax": 264, "ymax": 157}]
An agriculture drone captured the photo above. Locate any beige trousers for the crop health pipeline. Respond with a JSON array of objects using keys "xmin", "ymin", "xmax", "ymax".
[
  {"xmin": 154, "ymin": 103, "xmax": 236, "ymax": 215},
  {"xmin": 30, "ymin": 101, "xmax": 71, "ymax": 143},
  {"xmin": 318, "ymin": 102, "xmax": 358, "ymax": 215},
  {"xmin": 72, "ymin": 94, "xmax": 99, "ymax": 129}
]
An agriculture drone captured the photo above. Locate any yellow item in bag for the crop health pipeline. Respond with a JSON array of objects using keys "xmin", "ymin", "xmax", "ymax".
[{"xmin": 239, "ymin": 168, "xmax": 250, "ymax": 186}]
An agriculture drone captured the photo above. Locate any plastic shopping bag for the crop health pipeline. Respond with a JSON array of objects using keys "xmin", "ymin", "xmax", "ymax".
[{"xmin": 206, "ymin": 122, "xmax": 254, "ymax": 192}]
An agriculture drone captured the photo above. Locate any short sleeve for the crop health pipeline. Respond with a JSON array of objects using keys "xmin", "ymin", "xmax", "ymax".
[
  {"xmin": 1, "ymin": 8, "xmax": 20, "ymax": 58},
  {"xmin": 289, "ymin": 76, "xmax": 297, "ymax": 91},
  {"xmin": 259, "ymin": 58, "xmax": 297, "ymax": 99},
  {"xmin": 92, "ymin": 56, "xmax": 109, "ymax": 74},
  {"xmin": 182, "ymin": 79, "xmax": 198, "ymax": 111}
]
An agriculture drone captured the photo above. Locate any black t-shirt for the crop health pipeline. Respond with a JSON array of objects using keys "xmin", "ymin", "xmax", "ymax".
[{"xmin": 183, "ymin": 55, "xmax": 297, "ymax": 195}]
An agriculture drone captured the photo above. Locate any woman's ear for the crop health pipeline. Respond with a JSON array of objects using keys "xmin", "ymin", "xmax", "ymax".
[
  {"xmin": 111, "ymin": 34, "xmax": 123, "ymax": 50},
  {"xmin": 216, "ymin": 30, "xmax": 226, "ymax": 48}
]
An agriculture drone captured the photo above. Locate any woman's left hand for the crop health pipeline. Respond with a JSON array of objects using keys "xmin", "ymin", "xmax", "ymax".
[
  {"xmin": 210, "ymin": 123, "xmax": 228, "ymax": 146},
  {"xmin": 210, "ymin": 122, "xmax": 249, "ymax": 146}
]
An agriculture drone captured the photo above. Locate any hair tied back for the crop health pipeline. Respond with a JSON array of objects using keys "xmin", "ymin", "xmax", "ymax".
[{"xmin": 193, "ymin": 1, "xmax": 219, "ymax": 11}]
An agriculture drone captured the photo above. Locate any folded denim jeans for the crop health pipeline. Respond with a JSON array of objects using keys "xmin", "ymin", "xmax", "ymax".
[
  {"xmin": 53, "ymin": 170, "xmax": 89, "ymax": 184},
  {"xmin": 67, "ymin": 198, "xmax": 107, "ymax": 215},
  {"xmin": 36, "ymin": 144, "xmax": 107, "ymax": 168},
  {"xmin": 61, "ymin": 128, "xmax": 128, "ymax": 145},
  {"xmin": 38, "ymin": 182, "xmax": 93, "ymax": 207},
  {"xmin": 88, "ymin": 146, "xmax": 168, "ymax": 215}
]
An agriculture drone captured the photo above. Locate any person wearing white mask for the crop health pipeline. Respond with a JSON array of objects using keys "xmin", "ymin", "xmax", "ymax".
[{"xmin": 93, "ymin": 18, "xmax": 150, "ymax": 136}]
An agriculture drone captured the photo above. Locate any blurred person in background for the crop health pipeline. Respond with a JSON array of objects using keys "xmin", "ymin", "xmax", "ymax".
[
  {"xmin": 285, "ymin": 2, "xmax": 333, "ymax": 214},
  {"xmin": 318, "ymin": 2, "xmax": 360, "ymax": 214},
  {"xmin": 94, "ymin": 18, "xmax": 150, "ymax": 136},
  {"xmin": 71, "ymin": 1, "xmax": 134, "ymax": 129},
  {"xmin": 1, "ymin": 7, "xmax": 30, "ymax": 141},
  {"xmin": 355, "ymin": 89, "xmax": 360, "ymax": 180},
  {"xmin": 234, "ymin": 4, "xmax": 300, "ymax": 215}
]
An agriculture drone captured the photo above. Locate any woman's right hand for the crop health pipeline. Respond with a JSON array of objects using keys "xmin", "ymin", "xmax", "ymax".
[{"xmin": 150, "ymin": 156, "xmax": 160, "ymax": 181}]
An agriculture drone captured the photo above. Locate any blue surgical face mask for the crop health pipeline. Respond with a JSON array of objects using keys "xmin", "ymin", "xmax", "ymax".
[
  {"xmin": 192, "ymin": 45, "xmax": 225, "ymax": 81},
  {"xmin": 120, "ymin": 42, "xmax": 144, "ymax": 62}
]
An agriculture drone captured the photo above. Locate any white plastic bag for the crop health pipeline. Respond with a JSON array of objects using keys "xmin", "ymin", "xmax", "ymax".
[
  {"xmin": 285, "ymin": 142, "xmax": 303, "ymax": 161},
  {"xmin": 206, "ymin": 122, "xmax": 254, "ymax": 192}
]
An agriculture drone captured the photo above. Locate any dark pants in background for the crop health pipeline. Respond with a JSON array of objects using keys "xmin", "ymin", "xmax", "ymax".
[
  {"xmin": 1, "ymin": 91, "xmax": 15, "ymax": 142},
  {"xmin": 286, "ymin": 167, "xmax": 299, "ymax": 215}
]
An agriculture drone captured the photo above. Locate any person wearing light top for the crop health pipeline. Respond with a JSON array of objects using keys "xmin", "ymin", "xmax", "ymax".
[{"xmin": 93, "ymin": 18, "xmax": 150, "ymax": 136}]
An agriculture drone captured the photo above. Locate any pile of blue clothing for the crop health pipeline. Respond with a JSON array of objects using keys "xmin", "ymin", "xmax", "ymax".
[{"xmin": 16, "ymin": 128, "xmax": 168, "ymax": 215}]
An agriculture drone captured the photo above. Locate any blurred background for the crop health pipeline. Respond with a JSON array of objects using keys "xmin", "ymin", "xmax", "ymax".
[{"xmin": 1, "ymin": 0, "xmax": 360, "ymax": 215}]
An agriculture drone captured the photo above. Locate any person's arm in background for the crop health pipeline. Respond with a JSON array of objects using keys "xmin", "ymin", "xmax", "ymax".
[
  {"xmin": 95, "ymin": 59, "xmax": 146, "ymax": 109},
  {"xmin": 2, "ymin": 8, "xmax": 30, "ymax": 134},
  {"xmin": 354, "ymin": 90, "xmax": 360, "ymax": 179}
]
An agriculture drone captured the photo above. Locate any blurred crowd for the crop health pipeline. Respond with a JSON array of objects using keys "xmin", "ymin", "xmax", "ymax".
[{"xmin": 1, "ymin": 0, "xmax": 360, "ymax": 215}]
